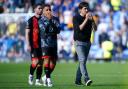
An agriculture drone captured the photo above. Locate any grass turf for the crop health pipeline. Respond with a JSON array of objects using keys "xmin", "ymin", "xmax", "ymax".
[{"xmin": 0, "ymin": 62, "xmax": 128, "ymax": 89}]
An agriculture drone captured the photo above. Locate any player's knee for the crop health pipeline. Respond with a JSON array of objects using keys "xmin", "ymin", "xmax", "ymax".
[
  {"xmin": 49, "ymin": 60, "xmax": 56, "ymax": 69},
  {"xmin": 43, "ymin": 58, "xmax": 50, "ymax": 68},
  {"xmin": 31, "ymin": 58, "xmax": 38, "ymax": 68},
  {"xmin": 43, "ymin": 58, "xmax": 49, "ymax": 63},
  {"xmin": 44, "ymin": 63, "xmax": 49, "ymax": 68},
  {"xmin": 32, "ymin": 63, "xmax": 37, "ymax": 68},
  {"xmin": 50, "ymin": 64, "xmax": 55, "ymax": 69}
]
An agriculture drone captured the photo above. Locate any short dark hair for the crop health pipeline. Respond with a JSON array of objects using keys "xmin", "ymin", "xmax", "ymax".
[
  {"xmin": 42, "ymin": 4, "xmax": 51, "ymax": 10},
  {"xmin": 34, "ymin": 3, "xmax": 42, "ymax": 9},
  {"xmin": 78, "ymin": 2, "xmax": 89, "ymax": 9}
]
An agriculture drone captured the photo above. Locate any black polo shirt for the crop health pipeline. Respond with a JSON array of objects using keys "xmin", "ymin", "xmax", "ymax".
[{"xmin": 73, "ymin": 14, "xmax": 93, "ymax": 42}]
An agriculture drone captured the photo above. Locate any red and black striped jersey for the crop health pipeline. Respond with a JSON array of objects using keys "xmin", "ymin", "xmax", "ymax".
[{"xmin": 26, "ymin": 16, "xmax": 41, "ymax": 48}]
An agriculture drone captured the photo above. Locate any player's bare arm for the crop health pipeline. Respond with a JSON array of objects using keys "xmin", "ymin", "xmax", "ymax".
[{"xmin": 25, "ymin": 28, "xmax": 31, "ymax": 51}]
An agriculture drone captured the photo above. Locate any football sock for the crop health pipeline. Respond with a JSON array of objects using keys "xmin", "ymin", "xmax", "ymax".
[
  {"xmin": 30, "ymin": 64, "xmax": 36, "ymax": 75},
  {"xmin": 36, "ymin": 65, "xmax": 42, "ymax": 79},
  {"xmin": 44, "ymin": 67, "xmax": 51, "ymax": 78}
]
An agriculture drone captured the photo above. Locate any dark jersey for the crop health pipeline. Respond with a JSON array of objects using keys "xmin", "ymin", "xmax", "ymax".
[
  {"xmin": 26, "ymin": 16, "xmax": 41, "ymax": 49},
  {"xmin": 38, "ymin": 16, "xmax": 60, "ymax": 48},
  {"xmin": 73, "ymin": 14, "xmax": 93, "ymax": 42}
]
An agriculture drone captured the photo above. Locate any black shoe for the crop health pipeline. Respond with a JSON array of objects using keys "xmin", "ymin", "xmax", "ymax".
[
  {"xmin": 85, "ymin": 80, "xmax": 92, "ymax": 86},
  {"xmin": 75, "ymin": 81, "xmax": 83, "ymax": 85}
]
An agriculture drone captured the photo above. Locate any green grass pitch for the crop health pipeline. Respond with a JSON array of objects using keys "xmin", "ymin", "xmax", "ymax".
[{"xmin": 0, "ymin": 62, "xmax": 128, "ymax": 89}]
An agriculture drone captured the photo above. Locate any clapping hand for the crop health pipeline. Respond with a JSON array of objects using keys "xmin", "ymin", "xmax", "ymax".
[{"xmin": 85, "ymin": 12, "xmax": 93, "ymax": 20}]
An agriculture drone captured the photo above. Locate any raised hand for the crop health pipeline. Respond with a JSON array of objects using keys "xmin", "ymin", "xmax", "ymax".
[
  {"xmin": 85, "ymin": 12, "xmax": 93, "ymax": 20},
  {"xmin": 46, "ymin": 13, "xmax": 52, "ymax": 20}
]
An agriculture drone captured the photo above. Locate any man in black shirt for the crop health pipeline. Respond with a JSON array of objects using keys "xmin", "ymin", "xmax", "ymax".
[
  {"xmin": 73, "ymin": 2, "xmax": 97, "ymax": 86},
  {"xmin": 26, "ymin": 4, "xmax": 43, "ymax": 86}
]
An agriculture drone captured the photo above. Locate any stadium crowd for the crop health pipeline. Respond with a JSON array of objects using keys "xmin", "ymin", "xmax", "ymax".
[{"xmin": 0, "ymin": 0, "xmax": 128, "ymax": 62}]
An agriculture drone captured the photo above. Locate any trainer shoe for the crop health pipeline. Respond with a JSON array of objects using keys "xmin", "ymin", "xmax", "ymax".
[
  {"xmin": 28, "ymin": 75, "xmax": 33, "ymax": 85},
  {"xmin": 85, "ymin": 79, "xmax": 92, "ymax": 86},
  {"xmin": 47, "ymin": 78, "xmax": 53, "ymax": 87},
  {"xmin": 35, "ymin": 79, "xmax": 42, "ymax": 86},
  {"xmin": 42, "ymin": 75, "xmax": 47, "ymax": 87}
]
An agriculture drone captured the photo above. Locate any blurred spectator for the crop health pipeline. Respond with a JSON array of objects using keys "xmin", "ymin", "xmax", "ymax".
[
  {"xmin": 7, "ymin": 21, "xmax": 17, "ymax": 35},
  {"xmin": 17, "ymin": 16, "xmax": 26, "ymax": 36},
  {"xmin": 14, "ymin": 34, "xmax": 25, "ymax": 58},
  {"xmin": 99, "ymin": 29, "xmax": 110, "ymax": 46},
  {"xmin": 0, "ymin": 19, "xmax": 7, "ymax": 34},
  {"xmin": 0, "ymin": 6, "xmax": 4, "ymax": 13},
  {"xmin": 110, "ymin": 0, "xmax": 122, "ymax": 11}
]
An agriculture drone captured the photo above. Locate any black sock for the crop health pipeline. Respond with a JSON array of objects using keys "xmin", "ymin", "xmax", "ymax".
[
  {"xmin": 30, "ymin": 64, "xmax": 36, "ymax": 75},
  {"xmin": 36, "ymin": 66, "xmax": 42, "ymax": 79},
  {"xmin": 49, "ymin": 68, "xmax": 54, "ymax": 75},
  {"xmin": 44, "ymin": 67, "xmax": 50, "ymax": 78}
]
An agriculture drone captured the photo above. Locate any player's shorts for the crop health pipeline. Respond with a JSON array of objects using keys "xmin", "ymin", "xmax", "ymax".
[
  {"xmin": 31, "ymin": 48, "xmax": 42, "ymax": 59},
  {"xmin": 30, "ymin": 48, "xmax": 43, "ymax": 65},
  {"xmin": 41, "ymin": 47, "xmax": 57, "ymax": 59}
]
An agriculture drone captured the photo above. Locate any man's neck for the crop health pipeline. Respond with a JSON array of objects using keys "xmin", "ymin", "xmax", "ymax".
[
  {"xmin": 35, "ymin": 14, "xmax": 40, "ymax": 18},
  {"xmin": 80, "ymin": 13, "xmax": 85, "ymax": 17}
]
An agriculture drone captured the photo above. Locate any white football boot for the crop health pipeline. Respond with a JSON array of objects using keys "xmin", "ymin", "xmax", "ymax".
[
  {"xmin": 42, "ymin": 75, "xmax": 47, "ymax": 87},
  {"xmin": 47, "ymin": 78, "xmax": 53, "ymax": 87},
  {"xmin": 35, "ymin": 79, "xmax": 42, "ymax": 86},
  {"xmin": 28, "ymin": 74, "xmax": 33, "ymax": 85}
]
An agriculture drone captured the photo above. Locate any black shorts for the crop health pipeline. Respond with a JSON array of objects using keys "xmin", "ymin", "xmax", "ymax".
[
  {"xmin": 42, "ymin": 47, "xmax": 57, "ymax": 59},
  {"xmin": 31, "ymin": 48, "xmax": 42, "ymax": 58}
]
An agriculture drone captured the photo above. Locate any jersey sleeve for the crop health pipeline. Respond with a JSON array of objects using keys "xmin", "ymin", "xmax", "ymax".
[
  {"xmin": 26, "ymin": 18, "xmax": 31, "ymax": 29},
  {"xmin": 51, "ymin": 17, "xmax": 61, "ymax": 34}
]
